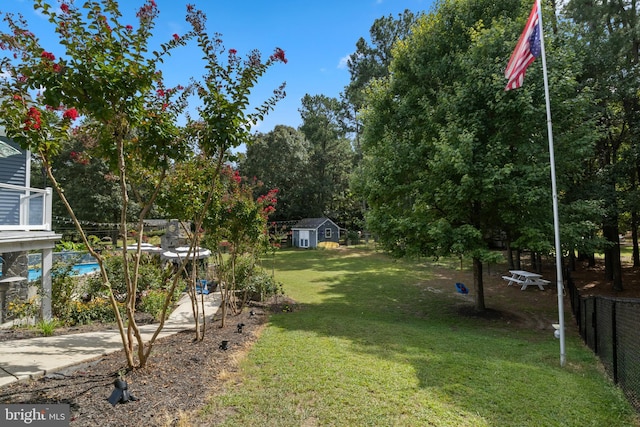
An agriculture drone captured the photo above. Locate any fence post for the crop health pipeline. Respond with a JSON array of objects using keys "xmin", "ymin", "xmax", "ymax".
[
  {"xmin": 611, "ymin": 301, "xmax": 618, "ymax": 384},
  {"xmin": 592, "ymin": 303, "xmax": 598, "ymax": 354}
]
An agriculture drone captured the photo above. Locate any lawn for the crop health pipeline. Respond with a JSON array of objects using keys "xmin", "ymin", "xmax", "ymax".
[{"xmin": 200, "ymin": 247, "xmax": 639, "ymax": 426}]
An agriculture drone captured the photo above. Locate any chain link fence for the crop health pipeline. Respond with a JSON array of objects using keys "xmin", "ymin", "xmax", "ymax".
[{"xmin": 567, "ymin": 277, "xmax": 640, "ymax": 412}]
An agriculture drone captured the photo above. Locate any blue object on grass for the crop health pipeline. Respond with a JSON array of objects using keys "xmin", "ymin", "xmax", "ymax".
[{"xmin": 455, "ymin": 282, "xmax": 468, "ymax": 294}]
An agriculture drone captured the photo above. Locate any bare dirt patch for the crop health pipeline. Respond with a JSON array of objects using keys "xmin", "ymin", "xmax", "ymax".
[{"xmin": 419, "ymin": 258, "xmax": 640, "ymax": 331}]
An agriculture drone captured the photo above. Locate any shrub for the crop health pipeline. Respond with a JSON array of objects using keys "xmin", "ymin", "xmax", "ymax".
[
  {"xmin": 346, "ymin": 230, "xmax": 360, "ymax": 245},
  {"xmin": 139, "ymin": 289, "xmax": 171, "ymax": 321},
  {"xmin": 85, "ymin": 253, "xmax": 166, "ymax": 299},
  {"xmin": 220, "ymin": 254, "xmax": 283, "ymax": 302},
  {"xmin": 6, "ymin": 296, "xmax": 39, "ymax": 325},
  {"xmin": 242, "ymin": 271, "xmax": 283, "ymax": 302},
  {"xmin": 65, "ymin": 297, "xmax": 122, "ymax": 325},
  {"xmin": 51, "ymin": 260, "xmax": 80, "ymax": 320}
]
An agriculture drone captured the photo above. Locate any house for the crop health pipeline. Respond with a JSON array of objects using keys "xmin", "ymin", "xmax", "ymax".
[
  {"xmin": 291, "ymin": 217, "xmax": 341, "ymax": 248},
  {"xmin": 0, "ymin": 134, "xmax": 61, "ymax": 323}
]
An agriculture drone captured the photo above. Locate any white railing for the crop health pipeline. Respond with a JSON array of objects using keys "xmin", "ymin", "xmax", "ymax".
[{"xmin": 0, "ymin": 183, "xmax": 53, "ymax": 231}]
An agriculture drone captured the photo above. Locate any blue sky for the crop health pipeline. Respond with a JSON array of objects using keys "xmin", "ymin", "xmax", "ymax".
[{"xmin": 4, "ymin": 0, "xmax": 433, "ymax": 133}]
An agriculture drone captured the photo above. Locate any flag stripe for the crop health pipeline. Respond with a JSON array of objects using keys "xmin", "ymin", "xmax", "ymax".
[{"xmin": 505, "ymin": 3, "xmax": 539, "ymax": 91}]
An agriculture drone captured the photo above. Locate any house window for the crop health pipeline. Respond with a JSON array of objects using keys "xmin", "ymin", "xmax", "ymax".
[{"xmin": 325, "ymin": 228, "xmax": 332, "ymax": 239}]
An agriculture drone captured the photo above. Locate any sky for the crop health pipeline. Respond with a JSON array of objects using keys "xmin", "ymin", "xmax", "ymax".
[{"xmin": 3, "ymin": 0, "xmax": 435, "ymax": 134}]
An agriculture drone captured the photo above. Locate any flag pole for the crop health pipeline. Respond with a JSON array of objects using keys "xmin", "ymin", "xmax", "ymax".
[{"xmin": 536, "ymin": 0, "xmax": 566, "ymax": 366}]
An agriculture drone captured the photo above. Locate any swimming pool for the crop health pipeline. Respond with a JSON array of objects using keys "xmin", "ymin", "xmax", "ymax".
[{"xmin": 28, "ymin": 263, "xmax": 100, "ymax": 282}]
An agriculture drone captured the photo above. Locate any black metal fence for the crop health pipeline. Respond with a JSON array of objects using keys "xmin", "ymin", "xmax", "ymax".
[{"xmin": 566, "ymin": 277, "xmax": 640, "ymax": 412}]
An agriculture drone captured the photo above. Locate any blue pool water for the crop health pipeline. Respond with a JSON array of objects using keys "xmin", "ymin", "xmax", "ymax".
[{"xmin": 28, "ymin": 263, "xmax": 100, "ymax": 281}]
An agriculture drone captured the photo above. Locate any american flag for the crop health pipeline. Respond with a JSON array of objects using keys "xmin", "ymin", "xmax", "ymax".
[{"xmin": 504, "ymin": 3, "xmax": 541, "ymax": 91}]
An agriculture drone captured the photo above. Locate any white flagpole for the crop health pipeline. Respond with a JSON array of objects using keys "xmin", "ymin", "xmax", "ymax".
[{"xmin": 536, "ymin": 0, "xmax": 566, "ymax": 366}]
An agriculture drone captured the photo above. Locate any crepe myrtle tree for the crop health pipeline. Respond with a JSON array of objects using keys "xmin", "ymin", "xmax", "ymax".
[
  {"xmin": 216, "ymin": 168, "xmax": 278, "ymax": 325},
  {"xmin": 0, "ymin": 0, "xmax": 190, "ymax": 369},
  {"xmin": 184, "ymin": 4, "xmax": 287, "ymax": 160},
  {"xmin": 156, "ymin": 6, "xmax": 286, "ymax": 329}
]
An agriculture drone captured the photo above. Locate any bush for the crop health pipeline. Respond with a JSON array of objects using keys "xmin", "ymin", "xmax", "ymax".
[
  {"xmin": 6, "ymin": 296, "xmax": 39, "ymax": 325},
  {"xmin": 139, "ymin": 289, "xmax": 171, "ymax": 321},
  {"xmin": 220, "ymin": 254, "xmax": 283, "ymax": 302},
  {"xmin": 85, "ymin": 253, "xmax": 167, "ymax": 299},
  {"xmin": 51, "ymin": 260, "xmax": 80, "ymax": 320},
  {"xmin": 242, "ymin": 271, "xmax": 283, "ymax": 302},
  {"xmin": 65, "ymin": 297, "xmax": 122, "ymax": 325}
]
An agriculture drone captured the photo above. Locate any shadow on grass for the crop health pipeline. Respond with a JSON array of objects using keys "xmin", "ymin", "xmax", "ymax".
[{"xmin": 261, "ymin": 247, "xmax": 638, "ymax": 426}]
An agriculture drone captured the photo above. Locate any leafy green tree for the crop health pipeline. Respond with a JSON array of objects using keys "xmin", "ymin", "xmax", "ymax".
[
  {"xmin": 564, "ymin": 0, "xmax": 640, "ymax": 287},
  {"xmin": 356, "ymin": 0, "xmax": 596, "ymax": 311},
  {"xmin": 299, "ymin": 94, "xmax": 355, "ymax": 224},
  {"xmin": 240, "ymin": 125, "xmax": 310, "ymax": 220},
  {"xmin": 217, "ymin": 169, "xmax": 277, "ymax": 318},
  {"xmin": 344, "ymin": 9, "xmax": 422, "ymax": 156}
]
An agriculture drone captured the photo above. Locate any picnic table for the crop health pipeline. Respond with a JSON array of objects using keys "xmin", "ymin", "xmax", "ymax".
[{"xmin": 502, "ymin": 270, "xmax": 550, "ymax": 291}]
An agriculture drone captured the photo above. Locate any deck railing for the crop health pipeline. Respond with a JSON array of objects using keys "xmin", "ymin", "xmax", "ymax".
[{"xmin": 0, "ymin": 183, "xmax": 53, "ymax": 231}]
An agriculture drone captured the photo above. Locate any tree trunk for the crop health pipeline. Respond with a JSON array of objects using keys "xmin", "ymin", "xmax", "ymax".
[
  {"xmin": 530, "ymin": 251, "xmax": 536, "ymax": 271},
  {"xmin": 632, "ymin": 210, "xmax": 639, "ymax": 267},
  {"xmin": 603, "ymin": 223, "xmax": 623, "ymax": 291},
  {"xmin": 506, "ymin": 240, "xmax": 514, "ymax": 269},
  {"xmin": 568, "ymin": 248, "xmax": 576, "ymax": 272},
  {"xmin": 473, "ymin": 257, "xmax": 485, "ymax": 312}
]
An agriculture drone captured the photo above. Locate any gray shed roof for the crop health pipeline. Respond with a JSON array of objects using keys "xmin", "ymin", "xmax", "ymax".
[{"xmin": 292, "ymin": 217, "xmax": 337, "ymax": 230}]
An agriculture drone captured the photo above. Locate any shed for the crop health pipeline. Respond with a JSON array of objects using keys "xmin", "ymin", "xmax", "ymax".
[{"xmin": 291, "ymin": 217, "xmax": 341, "ymax": 248}]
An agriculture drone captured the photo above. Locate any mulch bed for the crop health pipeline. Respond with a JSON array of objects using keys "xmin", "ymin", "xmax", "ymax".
[{"xmin": 0, "ymin": 302, "xmax": 278, "ymax": 426}]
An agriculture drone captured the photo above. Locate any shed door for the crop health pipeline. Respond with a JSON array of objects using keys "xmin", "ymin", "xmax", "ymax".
[{"xmin": 299, "ymin": 230, "xmax": 310, "ymax": 248}]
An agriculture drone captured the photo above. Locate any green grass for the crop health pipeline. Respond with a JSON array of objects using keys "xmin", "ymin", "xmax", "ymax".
[{"xmin": 200, "ymin": 247, "xmax": 639, "ymax": 426}]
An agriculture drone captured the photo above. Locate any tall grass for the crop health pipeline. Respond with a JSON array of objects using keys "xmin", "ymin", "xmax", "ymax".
[{"xmin": 200, "ymin": 248, "xmax": 639, "ymax": 426}]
